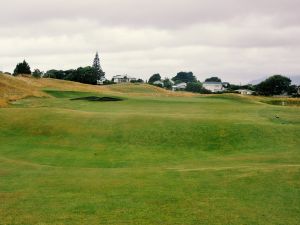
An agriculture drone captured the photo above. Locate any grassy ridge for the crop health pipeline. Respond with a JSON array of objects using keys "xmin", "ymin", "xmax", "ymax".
[{"xmin": 0, "ymin": 84, "xmax": 300, "ymax": 224}]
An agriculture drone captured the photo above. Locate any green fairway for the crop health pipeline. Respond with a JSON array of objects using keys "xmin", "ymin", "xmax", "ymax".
[{"xmin": 1, "ymin": 90, "xmax": 300, "ymax": 225}]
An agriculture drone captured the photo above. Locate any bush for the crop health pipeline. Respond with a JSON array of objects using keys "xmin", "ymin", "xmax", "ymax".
[
  {"xmin": 186, "ymin": 82, "xmax": 203, "ymax": 93},
  {"xmin": 32, "ymin": 69, "xmax": 43, "ymax": 78},
  {"xmin": 131, "ymin": 79, "xmax": 144, "ymax": 83},
  {"xmin": 103, "ymin": 80, "xmax": 115, "ymax": 85}
]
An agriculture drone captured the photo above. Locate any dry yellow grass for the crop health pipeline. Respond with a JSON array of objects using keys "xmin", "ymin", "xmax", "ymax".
[
  {"xmin": 0, "ymin": 74, "xmax": 47, "ymax": 107},
  {"xmin": 0, "ymin": 73, "xmax": 195, "ymax": 106}
]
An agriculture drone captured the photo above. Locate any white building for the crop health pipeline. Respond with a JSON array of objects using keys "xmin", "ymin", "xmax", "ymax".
[
  {"xmin": 97, "ymin": 76, "xmax": 107, "ymax": 85},
  {"xmin": 172, "ymin": 82, "xmax": 187, "ymax": 91},
  {"xmin": 236, "ymin": 89, "xmax": 254, "ymax": 95},
  {"xmin": 153, "ymin": 80, "xmax": 164, "ymax": 87},
  {"xmin": 112, "ymin": 75, "xmax": 136, "ymax": 83},
  {"xmin": 203, "ymin": 82, "xmax": 225, "ymax": 93}
]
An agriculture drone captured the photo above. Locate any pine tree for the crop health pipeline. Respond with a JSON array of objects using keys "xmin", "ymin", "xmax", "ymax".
[{"xmin": 92, "ymin": 52, "xmax": 105, "ymax": 80}]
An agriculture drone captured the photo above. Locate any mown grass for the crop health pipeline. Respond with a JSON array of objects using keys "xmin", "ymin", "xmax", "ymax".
[{"xmin": 0, "ymin": 89, "xmax": 300, "ymax": 225}]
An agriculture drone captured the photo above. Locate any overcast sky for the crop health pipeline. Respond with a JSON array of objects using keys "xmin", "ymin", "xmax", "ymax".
[{"xmin": 1, "ymin": 0, "xmax": 300, "ymax": 83}]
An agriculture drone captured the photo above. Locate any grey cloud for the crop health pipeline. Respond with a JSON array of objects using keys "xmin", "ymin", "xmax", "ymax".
[
  {"xmin": 1, "ymin": 0, "xmax": 300, "ymax": 83},
  {"xmin": 1, "ymin": 0, "xmax": 300, "ymax": 28}
]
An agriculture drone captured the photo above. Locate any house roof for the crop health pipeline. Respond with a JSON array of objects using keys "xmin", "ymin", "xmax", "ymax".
[
  {"xmin": 98, "ymin": 77, "xmax": 107, "ymax": 81},
  {"xmin": 236, "ymin": 89, "xmax": 253, "ymax": 92},
  {"xmin": 113, "ymin": 75, "xmax": 126, "ymax": 78},
  {"xmin": 113, "ymin": 75, "xmax": 136, "ymax": 79},
  {"xmin": 172, "ymin": 82, "xmax": 187, "ymax": 88}
]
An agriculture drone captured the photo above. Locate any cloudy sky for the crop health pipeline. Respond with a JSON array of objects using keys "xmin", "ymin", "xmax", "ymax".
[{"xmin": 1, "ymin": 0, "xmax": 300, "ymax": 83}]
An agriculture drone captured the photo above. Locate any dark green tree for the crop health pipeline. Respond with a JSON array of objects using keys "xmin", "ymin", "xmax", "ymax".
[
  {"xmin": 148, "ymin": 74, "xmax": 161, "ymax": 84},
  {"xmin": 205, "ymin": 77, "xmax": 222, "ymax": 82},
  {"xmin": 32, "ymin": 69, "xmax": 43, "ymax": 78},
  {"xmin": 172, "ymin": 72, "xmax": 196, "ymax": 83},
  {"xmin": 186, "ymin": 82, "xmax": 203, "ymax": 93},
  {"xmin": 163, "ymin": 78, "xmax": 173, "ymax": 90},
  {"xmin": 228, "ymin": 84, "xmax": 254, "ymax": 91},
  {"xmin": 13, "ymin": 60, "xmax": 31, "ymax": 75},
  {"xmin": 92, "ymin": 52, "xmax": 105, "ymax": 80},
  {"xmin": 255, "ymin": 75, "xmax": 291, "ymax": 96},
  {"xmin": 44, "ymin": 70, "xmax": 66, "ymax": 79},
  {"xmin": 73, "ymin": 66, "xmax": 98, "ymax": 85},
  {"xmin": 287, "ymin": 84, "xmax": 298, "ymax": 95},
  {"xmin": 131, "ymin": 79, "xmax": 144, "ymax": 83}
]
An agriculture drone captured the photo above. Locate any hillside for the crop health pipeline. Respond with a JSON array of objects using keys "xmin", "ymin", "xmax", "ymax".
[
  {"xmin": 1, "ymin": 85, "xmax": 300, "ymax": 224},
  {"xmin": 0, "ymin": 75, "xmax": 300, "ymax": 224},
  {"xmin": 0, "ymin": 73, "xmax": 194, "ymax": 106}
]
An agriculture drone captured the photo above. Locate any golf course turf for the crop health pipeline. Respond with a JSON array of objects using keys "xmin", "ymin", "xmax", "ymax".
[{"xmin": 0, "ymin": 80, "xmax": 300, "ymax": 224}]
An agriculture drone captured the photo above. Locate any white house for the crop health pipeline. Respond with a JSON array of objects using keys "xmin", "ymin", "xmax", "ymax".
[
  {"xmin": 172, "ymin": 82, "xmax": 187, "ymax": 91},
  {"xmin": 97, "ymin": 76, "xmax": 107, "ymax": 85},
  {"xmin": 112, "ymin": 75, "xmax": 136, "ymax": 83},
  {"xmin": 203, "ymin": 82, "xmax": 225, "ymax": 93},
  {"xmin": 153, "ymin": 80, "xmax": 164, "ymax": 87},
  {"xmin": 236, "ymin": 89, "xmax": 254, "ymax": 95}
]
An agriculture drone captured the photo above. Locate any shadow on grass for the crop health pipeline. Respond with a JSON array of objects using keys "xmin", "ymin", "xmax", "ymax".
[{"xmin": 70, "ymin": 96, "xmax": 123, "ymax": 102}]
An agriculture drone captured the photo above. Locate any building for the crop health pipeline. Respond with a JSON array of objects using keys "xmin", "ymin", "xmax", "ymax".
[
  {"xmin": 97, "ymin": 76, "xmax": 107, "ymax": 85},
  {"xmin": 222, "ymin": 82, "xmax": 230, "ymax": 88},
  {"xmin": 153, "ymin": 80, "xmax": 164, "ymax": 87},
  {"xmin": 112, "ymin": 75, "xmax": 136, "ymax": 83},
  {"xmin": 172, "ymin": 82, "xmax": 187, "ymax": 91},
  {"xmin": 202, "ymin": 82, "xmax": 225, "ymax": 93},
  {"xmin": 236, "ymin": 89, "xmax": 254, "ymax": 95}
]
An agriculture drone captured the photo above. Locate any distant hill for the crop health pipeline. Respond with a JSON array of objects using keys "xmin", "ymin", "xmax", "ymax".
[{"xmin": 249, "ymin": 75, "xmax": 300, "ymax": 85}]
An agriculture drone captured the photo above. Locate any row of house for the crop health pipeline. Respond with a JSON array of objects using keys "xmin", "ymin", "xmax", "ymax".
[
  {"xmin": 152, "ymin": 80, "xmax": 229, "ymax": 92},
  {"xmin": 173, "ymin": 81, "xmax": 254, "ymax": 95},
  {"xmin": 98, "ymin": 75, "xmax": 255, "ymax": 95},
  {"xmin": 153, "ymin": 80, "xmax": 188, "ymax": 91}
]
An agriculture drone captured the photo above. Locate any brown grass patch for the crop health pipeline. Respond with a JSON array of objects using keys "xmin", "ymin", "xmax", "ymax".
[{"xmin": 0, "ymin": 74, "xmax": 47, "ymax": 106}]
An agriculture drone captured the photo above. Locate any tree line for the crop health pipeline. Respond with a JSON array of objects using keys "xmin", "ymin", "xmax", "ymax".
[
  {"xmin": 148, "ymin": 72, "xmax": 299, "ymax": 96},
  {"xmin": 11, "ymin": 53, "xmax": 107, "ymax": 85},
  {"xmin": 6, "ymin": 58, "xmax": 300, "ymax": 97}
]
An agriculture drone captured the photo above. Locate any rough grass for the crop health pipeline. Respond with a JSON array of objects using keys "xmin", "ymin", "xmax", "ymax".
[
  {"xmin": 263, "ymin": 98, "xmax": 300, "ymax": 106},
  {"xmin": 0, "ymin": 73, "xmax": 195, "ymax": 107},
  {"xmin": 0, "ymin": 74, "xmax": 46, "ymax": 107},
  {"xmin": 0, "ymin": 77, "xmax": 300, "ymax": 224}
]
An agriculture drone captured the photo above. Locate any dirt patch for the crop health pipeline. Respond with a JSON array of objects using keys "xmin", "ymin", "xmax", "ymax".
[{"xmin": 70, "ymin": 96, "xmax": 123, "ymax": 102}]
